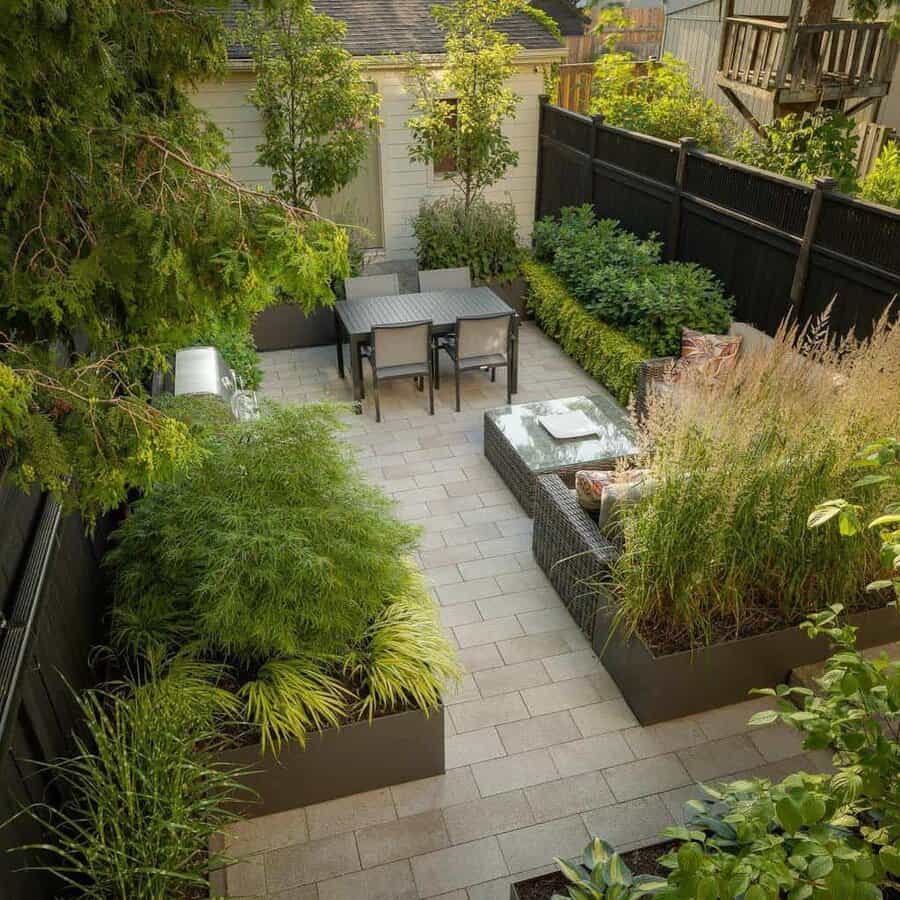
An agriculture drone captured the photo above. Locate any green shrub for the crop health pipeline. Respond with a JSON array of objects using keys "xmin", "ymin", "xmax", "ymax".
[
  {"xmin": 590, "ymin": 53, "xmax": 733, "ymax": 153},
  {"xmin": 733, "ymin": 110, "xmax": 860, "ymax": 195},
  {"xmin": 533, "ymin": 207, "xmax": 733, "ymax": 357},
  {"xmin": 521, "ymin": 258, "xmax": 647, "ymax": 405},
  {"xmin": 609, "ymin": 315, "xmax": 899, "ymax": 650},
  {"xmin": 191, "ymin": 313, "xmax": 262, "ymax": 390},
  {"xmin": 108, "ymin": 401, "xmax": 420, "ymax": 661},
  {"xmin": 412, "ymin": 196, "xmax": 522, "ymax": 282},
  {"xmin": 108, "ymin": 399, "xmax": 459, "ymax": 749},
  {"xmin": 10, "ymin": 662, "xmax": 247, "ymax": 899},
  {"xmin": 860, "ymin": 142, "xmax": 900, "ymax": 209}
]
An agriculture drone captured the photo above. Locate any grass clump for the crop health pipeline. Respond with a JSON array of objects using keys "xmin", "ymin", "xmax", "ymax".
[
  {"xmin": 107, "ymin": 400, "xmax": 458, "ymax": 751},
  {"xmin": 609, "ymin": 311, "xmax": 900, "ymax": 652}
]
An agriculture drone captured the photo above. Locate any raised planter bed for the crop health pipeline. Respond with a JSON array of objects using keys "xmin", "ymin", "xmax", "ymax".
[
  {"xmin": 509, "ymin": 841, "xmax": 674, "ymax": 900},
  {"xmin": 218, "ymin": 705, "xmax": 444, "ymax": 818},
  {"xmin": 592, "ymin": 599, "xmax": 900, "ymax": 726},
  {"xmin": 252, "ymin": 303, "xmax": 336, "ymax": 351},
  {"xmin": 486, "ymin": 276, "xmax": 529, "ymax": 319}
]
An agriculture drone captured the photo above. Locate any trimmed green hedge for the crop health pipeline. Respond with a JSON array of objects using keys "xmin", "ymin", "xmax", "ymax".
[{"xmin": 522, "ymin": 257, "xmax": 648, "ymax": 406}]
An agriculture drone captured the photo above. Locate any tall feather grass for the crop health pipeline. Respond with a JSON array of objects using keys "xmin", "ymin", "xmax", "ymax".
[{"xmin": 610, "ymin": 309, "xmax": 900, "ymax": 651}]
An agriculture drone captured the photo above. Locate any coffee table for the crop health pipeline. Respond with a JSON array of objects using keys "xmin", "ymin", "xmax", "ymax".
[{"xmin": 483, "ymin": 393, "xmax": 639, "ymax": 516}]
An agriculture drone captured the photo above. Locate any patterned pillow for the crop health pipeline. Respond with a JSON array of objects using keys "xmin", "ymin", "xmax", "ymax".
[
  {"xmin": 671, "ymin": 328, "xmax": 742, "ymax": 382},
  {"xmin": 574, "ymin": 470, "xmax": 614, "ymax": 511}
]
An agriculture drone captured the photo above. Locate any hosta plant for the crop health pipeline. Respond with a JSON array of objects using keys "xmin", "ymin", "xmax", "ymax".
[
  {"xmin": 657, "ymin": 776, "xmax": 888, "ymax": 899},
  {"xmin": 552, "ymin": 837, "xmax": 666, "ymax": 899},
  {"xmin": 749, "ymin": 605, "xmax": 900, "ymax": 884}
]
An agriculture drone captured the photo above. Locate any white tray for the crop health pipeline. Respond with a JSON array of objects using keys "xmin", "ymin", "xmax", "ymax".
[{"xmin": 538, "ymin": 411, "xmax": 599, "ymax": 440}]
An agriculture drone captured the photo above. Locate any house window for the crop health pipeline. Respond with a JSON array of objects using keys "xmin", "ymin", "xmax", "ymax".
[{"xmin": 434, "ymin": 99, "xmax": 458, "ymax": 175}]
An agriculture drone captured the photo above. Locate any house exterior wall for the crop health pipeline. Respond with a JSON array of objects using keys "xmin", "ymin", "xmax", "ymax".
[
  {"xmin": 662, "ymin": 0, "xmax": 899, "ymax": 132},
  {"xmin": 190, "ymin": 61, "xmax": 551, "ymax": 259}
]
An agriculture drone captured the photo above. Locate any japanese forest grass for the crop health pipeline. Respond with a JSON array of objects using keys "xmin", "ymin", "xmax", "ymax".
[
  {"xmin": 106, "ymin": 399, "xmax": 458, "ymax": 752},
  {"xmin": 607, "ymin": 312, "xmax": 900, "ymax": 653}
]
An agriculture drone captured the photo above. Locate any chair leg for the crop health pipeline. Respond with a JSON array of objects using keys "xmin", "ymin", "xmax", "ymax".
[
  {"xmin": 373, "ymin": 373, "xmax": 381, "ymax": 423},
  {"xmin": 427, "ymin": 369, "xmax": 434, "ymax": 416},
  {"xmin": 454, "ymin": 364, "xmax": 461, "ymax": 413},
  {"xmin": 506, "ymin": 367, "xmax": 511, "ymax": 405},
  {"xmin": 416, "ymin": 376, "xmax": 423, "ymax": 392},
  {"xmin": 491, "ymin": 367, "xmax": 496, "ymax": 383},
  {"xmin": 433, "ymin": 344, "xmax": 440, "ymax": 390}
]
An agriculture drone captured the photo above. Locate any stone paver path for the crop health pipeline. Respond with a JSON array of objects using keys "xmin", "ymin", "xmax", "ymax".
[{"xmin": 219, "ymin": 322, "xmax": 821, "ymax": 900}]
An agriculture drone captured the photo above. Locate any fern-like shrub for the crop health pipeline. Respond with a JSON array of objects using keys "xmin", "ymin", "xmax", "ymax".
[
  {"xmin": 609, "ymin": 312, "xmax": 900, "ymax": 652},
  {"xmin": 860, "ymin": 142, "xmax": 900, "ymax": 209},
  {"xmin": 521, "ymin": 257, "xmax": 647, "ymax": 405},
  {"xmin": 107, "ymin": 399, "xmax": 458, "ymax": 750}
]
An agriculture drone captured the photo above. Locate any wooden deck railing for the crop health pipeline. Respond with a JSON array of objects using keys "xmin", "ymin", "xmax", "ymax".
[{"xmin": 718, "ymin": 16, "xmax": 896, "ymax": 103}]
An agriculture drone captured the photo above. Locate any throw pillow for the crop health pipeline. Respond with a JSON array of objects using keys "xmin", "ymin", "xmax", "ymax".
[
  {"xmin": 671, "ymin": 328, "xmax": 742, "ymax": 381},
  {"xmin": 574, "ymin": 470, "xmax": 613, "ymax": 511}
]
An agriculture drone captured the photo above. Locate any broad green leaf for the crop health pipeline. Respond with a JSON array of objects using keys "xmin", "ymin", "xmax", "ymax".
[
  {"xmin": 776, "ymin": 797, "xmax": 803, "ymax": 834},
  {"xmin": 696, "ymin": 875, "xmax": 718, "ymax": 900},
  {"xmin": 808, "ymin": 504, "xmax": 844, "ymax": 528},
  {"xmin": 748, "ymin": 710, "xmax": 779, "ymax": 727},
  {"xmin": 807, "ymin": 855, "xmax": 833, "ymax": 879},
  {"xmin": 677, "ymin": 842, "xmax": 703, "ymax": 875},
  {"xmin": 744, "ymin": 885, "xmax": 766, "ymax": 900}
]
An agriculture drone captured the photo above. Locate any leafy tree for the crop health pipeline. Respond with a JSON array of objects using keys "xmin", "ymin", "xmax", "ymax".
[
  {"xmin": 860, "ymin": 143, "xmax": 900, "ymax": 209},
  {"xmin": 0, "ymin": 0, "xmax": 349, "ymax": 521},
  {"xmin": 236, "ymin": 0, "xmax": 381, "ymax": 208},
  {"xmin": 406, "ymin": 0, "xmax": 560, "ymax": 210},
  {"xmin": 590, "ymin": 53, "xmax": 733, "ymax": 153},
  {"xmin": 733, "ymin": 109, "xmax": 859, "ymax": 194}
]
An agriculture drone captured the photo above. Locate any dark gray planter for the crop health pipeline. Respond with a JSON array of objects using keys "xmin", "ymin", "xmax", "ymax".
[
  {"xmin": 486, "ymin": 276, "xmax": 529, "ymax": 319},
  {"xmin": 219, "ymin": 705, "xmax": 445, "ymax": 818},
  {"xmin": 592, "ymin": 599, "xmax": 900, "ymax": 725},
  {"xmin": 253, "ymin": 303, "xmax": 336, "ymax": 351}
]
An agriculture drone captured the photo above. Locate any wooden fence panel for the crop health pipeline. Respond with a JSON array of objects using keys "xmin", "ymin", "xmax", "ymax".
[{"xmin": 535, "ymin": 99, "xmax": 900, "ymax": 341}]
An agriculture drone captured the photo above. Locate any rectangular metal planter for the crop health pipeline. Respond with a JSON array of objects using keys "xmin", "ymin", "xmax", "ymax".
[
  {"xmin": 592, "ymin": 600, "xmax": 900, "ymax": 725},
  {"xmin": 218, "ymin": 705, "xmax": 444, "ymax": 818},
  {"xmin": 252, "ymin": 303, "xmax": 336, "ymax": 351}
]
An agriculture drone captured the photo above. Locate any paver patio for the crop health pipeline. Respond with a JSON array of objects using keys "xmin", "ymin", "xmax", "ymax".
[{"xmin": 218, "ymin": 321, "xmax": 823, "ymax": 900}]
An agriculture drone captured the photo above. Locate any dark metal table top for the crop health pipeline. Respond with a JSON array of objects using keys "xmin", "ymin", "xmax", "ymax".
[{"xmin": 335, "ymin": 287, "xmax": 514, "ymax": 337}]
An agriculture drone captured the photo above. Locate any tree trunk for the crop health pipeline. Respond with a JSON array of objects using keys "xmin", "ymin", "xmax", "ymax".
[{"xmin": 803, "ymin": 0, "xmax": 834, "ymax": 25}]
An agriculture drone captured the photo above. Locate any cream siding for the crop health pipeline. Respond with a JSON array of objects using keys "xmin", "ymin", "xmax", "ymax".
[{"xmin": 190, "ymin": 61, "xmax": 552, "ymax": 259}]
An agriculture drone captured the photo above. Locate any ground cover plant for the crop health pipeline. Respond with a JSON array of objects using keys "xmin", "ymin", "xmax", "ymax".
[
  {"xmin": 609, "ymin": 311, "xmax": 900, "ymax": 653},
  {"xmin": 107, "ymin": 399, "xmax": 458, "ymax": 752},
  {"xmin": 533, "ymin": 206, "xmax": 733, "ymax": 357}
]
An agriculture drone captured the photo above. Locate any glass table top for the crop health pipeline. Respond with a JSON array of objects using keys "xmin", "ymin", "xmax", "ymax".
[{"xmin": 486, "ymin": 393, "xmax": 639, "ymax": 472}]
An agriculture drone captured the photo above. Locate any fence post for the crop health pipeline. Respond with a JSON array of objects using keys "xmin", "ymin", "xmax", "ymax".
[
  {"xmin": 534, "ymin": 95, "xmax": 549, "ymax": 226},
  {"xmin": 666, "ymin": 137, "xmax": 696, "ymax": 261},
  {"xmin": 789, "ymin": 176, "xmax": 836, "ymax": 322},
  {"xmin": 589, "ymin": 113, "xmax": 603, "ymax": 212}
]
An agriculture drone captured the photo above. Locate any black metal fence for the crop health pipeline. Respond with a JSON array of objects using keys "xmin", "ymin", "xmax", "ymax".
[
  {"xmin": 0, "ymin": 454, "xmax": 110, "ymax": 900},
  {"xmin": 535, "ymin": 100, "xmax": 900, "ymax": 339}
]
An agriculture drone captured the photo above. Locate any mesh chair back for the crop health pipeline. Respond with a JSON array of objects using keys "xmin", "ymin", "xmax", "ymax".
[
  {"xmin": 456, "ymin": 313, "xmax": 512, "ymax": 361},
  {"xmin": 372, "ymin": 321, "xmax": 431, "ymax": 369},
  {"xmin": 344, "ymin": 273, "xmax": 400, "ymax": 300},
  {"xmin": 418, "ymin": 267, "xmax": 471, "ymax": 292}
]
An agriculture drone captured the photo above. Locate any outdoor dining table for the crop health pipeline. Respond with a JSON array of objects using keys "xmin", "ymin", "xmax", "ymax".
[{"xmin": 333, "ymin": 286, "xmax": 520, "ymax": 406}]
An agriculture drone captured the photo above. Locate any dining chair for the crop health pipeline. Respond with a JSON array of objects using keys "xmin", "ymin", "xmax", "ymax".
[
  {"xmin": 363, "ymin": 320, "xmax": 434, "ymax": 422},
  {"xmin": 343, "ymin": 272, "xmax": 401, "ymax": 300},
  {"xmin": 434, "ymin": 312, "xmax": 514, "ymax": 412},
  {"xmin": 417, "ymin": 267, "xmax": 472, "ymax": 292}
]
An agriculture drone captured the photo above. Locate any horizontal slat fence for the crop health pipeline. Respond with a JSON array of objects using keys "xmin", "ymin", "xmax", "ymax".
[
  {"xmin": 535, "ymin": 99, "xmax": 900, "ymax": 339},
  {"xmin": 0, "ymin": 454, "xmax": 111, "ymax": 900}
]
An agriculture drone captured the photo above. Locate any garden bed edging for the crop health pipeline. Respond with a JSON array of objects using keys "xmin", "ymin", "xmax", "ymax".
[
  {"xmin": 217, "ymin": 705, "xmax": 445, "ymax": 817},
  {"xmin": 591, "ymin": 599, "xmax": 900, "ymax": 725}
]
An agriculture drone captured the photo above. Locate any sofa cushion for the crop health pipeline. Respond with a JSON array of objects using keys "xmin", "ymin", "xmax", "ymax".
[
  {"xmin": 574, "ymin": 470, "xmax": 614, "ymax": 512},
  {"xmin": 671, "ymin": 327, "xmax": 742, "ymax": 381}
]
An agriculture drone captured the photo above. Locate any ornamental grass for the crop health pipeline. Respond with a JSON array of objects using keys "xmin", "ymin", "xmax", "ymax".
[{"xmin": 610, "ymin": 309, "xmax": 900, "ymax": 652}]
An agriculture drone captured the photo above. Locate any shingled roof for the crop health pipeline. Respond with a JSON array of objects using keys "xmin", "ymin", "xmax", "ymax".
[{"xmin": 220, "ymin": 0, "xmax": 586, "ymax": 60}]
